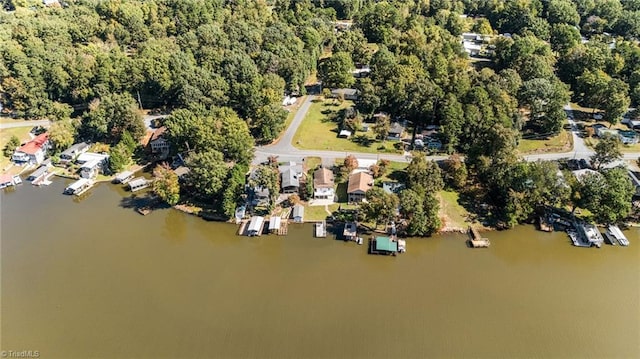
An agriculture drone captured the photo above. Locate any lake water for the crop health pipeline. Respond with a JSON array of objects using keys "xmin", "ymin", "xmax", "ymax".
[{"xmin": 1, "ymin": 180, "xmax": 639, "ymax": 358}]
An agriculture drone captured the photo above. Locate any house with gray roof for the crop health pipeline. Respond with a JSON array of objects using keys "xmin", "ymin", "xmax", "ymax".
[{"xmin": 279, "ymin": 162, "xmax": 304, "ymax": 194}]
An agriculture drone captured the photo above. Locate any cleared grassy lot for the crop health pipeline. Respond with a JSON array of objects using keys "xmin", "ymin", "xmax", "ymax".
[
  {"xmin": 517, "ymin": 130, "xmax": 572, "ymax": 154},
  {"xmin": 292, "ymin": 99, "xmax": 402, "ymax": 154}
]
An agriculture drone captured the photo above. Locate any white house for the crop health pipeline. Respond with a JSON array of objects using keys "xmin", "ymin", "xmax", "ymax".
[
  {"xmin": 313, "ymin": 167, "xmax": 335, "ymax": 200},
  {"xmin": 80, "ymin": 159, "xmax": 102, "ymax": 179},
  {"xmin": 76, "ymin": 152, "xmax": 109, "ymax": 165},
  {"xmin": 60, "ymin": 142, "xmax": 90, "ymax": 164},
  {"xmin": 12, "ymin": 133, "xmax": 50, "ymax": 165}
]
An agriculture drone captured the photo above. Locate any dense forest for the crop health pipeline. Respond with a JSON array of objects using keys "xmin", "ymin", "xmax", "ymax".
[{"xmin": 1, "ymin": 0, "xmax": 639, "ymax": 227}]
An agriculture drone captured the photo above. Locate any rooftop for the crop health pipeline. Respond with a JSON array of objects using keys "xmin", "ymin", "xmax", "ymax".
[
  {"xmin": 347, "ymin": 172, "xmax": 373, "ymax": 194},
  {"xmin": 375, "ymin": 236, "xmax": 398, "ymax": 252},
  {"xmin": 150, "ymin": 126, "xmax": 167, "ymax": 142},
  {"xmin": 313, "ymin": 167, "xmax": 334, "ymax": 188},
  {"xmin": 17, "ymin": 133, "xmax": 49, "ymax": 155}
]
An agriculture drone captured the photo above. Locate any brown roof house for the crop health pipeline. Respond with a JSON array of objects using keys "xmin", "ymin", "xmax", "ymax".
[
  {"xmin": 347, "ymin": 171, "xmax": 373, "ymax": 203},
  {"xmin": 313, "ymin": 167, "xmax": 335, "ymax": 200},
  {"xmin": 149, "ymin": 126, "xmax": 170, "ymax": 159}
]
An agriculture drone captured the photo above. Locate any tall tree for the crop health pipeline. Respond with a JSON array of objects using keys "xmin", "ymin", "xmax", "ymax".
[
  {"xmin": 186, "ymin": 150, "xmax": 229, "ymax": 199},
  {"xmin": 318, "ymin": 52, "xmax": 355, "ymax": 89},
  {"xmin": 406, "ymin": 153, "xmax": 444, "ymax": 193},
  {"xmin": 153, "ymin": 164, "xmax": 180, "ymax": 206},
  {"xmin": 591, "ymin": 135, "xmax": 622, "ymax": 169}
]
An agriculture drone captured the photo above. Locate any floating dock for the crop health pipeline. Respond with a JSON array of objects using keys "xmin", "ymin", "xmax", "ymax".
[
  {"xmin": 64, "ymin": 178, "xmax": 94, "ymax": 196},
  {"xmin": 315, "ymin": 221, "xmax": 327, "ymax": 238},
  {"xmin": 246, "ymin": 216, "xmax": 265, "ymax": 236},
  {"xmin": 468, "ymin": 226, "xmax": 490, "ymax": 248}
]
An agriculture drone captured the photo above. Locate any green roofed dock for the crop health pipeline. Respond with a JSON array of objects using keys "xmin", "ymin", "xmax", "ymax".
[{"xmin": 369, "ymin": 236, "xmax": 399, "ymax": 256}]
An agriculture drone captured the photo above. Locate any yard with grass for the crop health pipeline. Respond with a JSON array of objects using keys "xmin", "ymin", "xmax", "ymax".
[
  {"xmin": 292, "ymin": 99, "xmax": 403, "ymax": 154},
  {"xmin": 438, "ymin": 190, "xmax": 471, "ymax": 232},
  {"xmin": 0, "ymin": 127, "xmax": 32, "ymax": 173},
  {"xmin": 375, "ymin": 161, "xmax": 407, "ymax": 183},
  {"xmin": 517, "ymin": 130, "xmax": 572, "ymax": 154},
  {"xmin": 304, "ymin": 203, "xmax": 339, "ymax": 221}
]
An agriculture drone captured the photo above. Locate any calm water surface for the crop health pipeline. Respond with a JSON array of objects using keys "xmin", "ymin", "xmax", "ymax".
[{"xmin": 1, "ymin": 180, "xmax": 639, "ymax": 358}]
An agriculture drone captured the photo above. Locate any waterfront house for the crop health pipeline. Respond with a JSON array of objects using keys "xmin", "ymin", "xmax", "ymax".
[
  {"xmin": 59, "ymin": 142, "xmax": 90, "ymax": 164},
  {"xmin": 80, "ymin": 159, "xmax": 102, "ymax": 179},
  {"xmin": 331, "ymin": 88, "xmax": 359, "ymax": 101},
  {"xmin": 149, "ymin": 126, "xmax": 170, "ymax": 157},
  {"xmin": 268, "ymin": 216, "xmax": 281, "ymax": 233},
  {"xmin": 247, "ymin": 216, "xmax": 265, "ymax": 236},
  {"xmin": 387, "ymin": 122, "xmax": 405, "ymax": 141},
  {"xmin": 313, "ymin": 167, "xmax": 335, "ymax": 200},
  {"xmin": 279, "ymin": 162, "xmax": 304, "ymax": 194},
  {"xmin": 347, "ymin": 172, "xmax": 373, "ymax": 203},
  {"xmin": 12, "ymin": 133, "xmax": 50, "ymax": 165},
  {"xmin": 76, "ymin": 152, "xmax": 109, "ymax": 165},
  {"xmin": 292, "ymin": 205, "xmax": 305, "ymax": 223}
]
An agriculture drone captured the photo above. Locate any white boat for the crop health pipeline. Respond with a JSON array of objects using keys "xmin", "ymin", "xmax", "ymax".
[
  {"xmin": 606, "ymin": 225, "xmax": 629, "ymax": 246},
  {"xmin": 12, "ymin": 175, "xmax": 22, "ymax": 184}
]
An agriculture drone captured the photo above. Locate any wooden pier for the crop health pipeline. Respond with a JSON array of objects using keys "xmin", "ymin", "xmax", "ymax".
[
  {"xmin": 468, "ymin": 226, "xmax": 490, "ymax": 248},
  {"xmin": 315, "ymin": 221, "xmax": 327, "ymax": 238},
  {"xmin": 238, "ymin": 219, "xmax": 248, "ymax": 236}
]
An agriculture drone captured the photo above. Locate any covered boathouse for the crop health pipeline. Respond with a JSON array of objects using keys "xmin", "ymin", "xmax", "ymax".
[{"xmin": 369, "ymin": 236, "xmax": 399, "ymax": 255}]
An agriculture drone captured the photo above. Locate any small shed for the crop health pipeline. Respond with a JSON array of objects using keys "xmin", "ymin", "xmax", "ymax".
[
  {"xmin": 247, "ymin": 216, "xmax": 265, "ymax": 236},
  {"xmin": 292, "ymin": 205, "xmax": 304, "ymax": 223},
  {"xmin": 338, "ymin": 129, "xmax": 352, "ymax": 138},
  {"xmin": 268, "ymin": 216, "xmax": 282, "ymax": 233}
]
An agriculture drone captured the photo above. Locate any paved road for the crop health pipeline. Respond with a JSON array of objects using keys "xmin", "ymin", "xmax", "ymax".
[
  {"xmin": 256, "ymin": 100, "xmax": 640, "ymax": 166},
  {"xmin": 0, "ymin": 120, "xmax": 50, "ymax": 129}
]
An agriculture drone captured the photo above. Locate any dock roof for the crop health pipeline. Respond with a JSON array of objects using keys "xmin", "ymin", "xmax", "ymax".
[
  {"xmin": 292, "ymin": 205, "xmax": 304, "ymax": 219},
  {"xmin": 375, "ymin": 236, "xmax": 398, "ymax": 252},
  {"xmin": 268, "ymin": 216, "xmax": 281, "ymax": 230},
  {"xmin": 248, "ymin": 216, "xmax": 265, "ymax": 233},
  {"xmin": 66, "ymin": 178, "xmax": 91, "ymax": 191}
]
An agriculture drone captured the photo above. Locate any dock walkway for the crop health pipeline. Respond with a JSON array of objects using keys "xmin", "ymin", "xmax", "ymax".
[
  {"xmin": 315, "ymin": 221, "xmax": 327, "ymax": 238},
  {"xmin": 468, "ymin": 226, "xmax": 490, "ymax": 248}
]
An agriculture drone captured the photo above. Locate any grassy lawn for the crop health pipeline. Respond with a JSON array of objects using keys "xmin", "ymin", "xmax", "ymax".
[
  {"xmin": 304, "ymin": 203, "xmax": 340, "ymax": 221},
  {"xmin": 438, "ymin": 190, "xmax": 471, "ymax": 232},
  {"xmin": 0, "ymin": 127, "xmax": 32, "ymax": 172},
  {"xmin": 292, "ymin": 99, "xmax": 403, "ymax": 154},
  {"xmin": 517, "ymin": 130, "xmax": 572, "ymax": 154},
  {"xmin": 376, "ymin": 161, "xmax": 407, "ymax": 183},
  {"xmin": 304, "ymin": 156, "xmax": 322, "ymax": 171}
]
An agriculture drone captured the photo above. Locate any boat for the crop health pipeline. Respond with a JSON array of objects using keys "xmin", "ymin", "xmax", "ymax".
[
  {"xmin": 136, "ymin": 207, "xmax": 152, "ymax": 216},
  {"xmin": 12, "ymin": 175, "xmax": 22, "ymax": 185},
  {"xmin": 605, "ymin": 225, "xmax": 629, "ymax": 246}
]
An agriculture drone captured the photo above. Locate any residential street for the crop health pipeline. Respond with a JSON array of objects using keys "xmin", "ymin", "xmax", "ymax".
[
  {"xmin": 0, "ymin": 119, "xmax": 50, "ymax": 129},
  {"xmin": 255, "ymin": 99, "xmax": 625, "ymax": 165}
]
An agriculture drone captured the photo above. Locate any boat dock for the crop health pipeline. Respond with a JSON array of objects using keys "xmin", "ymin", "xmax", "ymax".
[
  {"xmin": 568, "ymin": 222, "xmax": 605, "ymax": 248},
  {"xmin": 538, "ymin": 215, "xmax": 553, "ymax": 232},
  {"xmin": 315, "ymin": 221, "xmax": 327, "ymax": 238},
  {"xmin": 369, "ymin": 236, "xmax": 399, "ymax": 255},
  {"xmin": 468, "ymin": 226, "xmax": 490, "ymax": 248},
  {"xmin": 129, "ymin": 177, "xmax": 150, "ymax": 192},
  {"xmin": 64, "ymin": 178, "xmax": 94, "ymax": 196},
  {"xmin": 605, "ymin": 225, "xmax": 629, "ymax": 246},
  {"xmin": 114, "ymin": 170, "xmax": 134, "ymax": 184}
]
